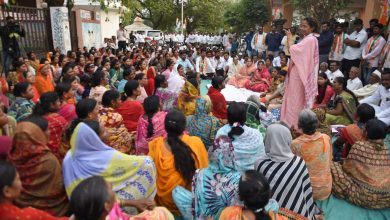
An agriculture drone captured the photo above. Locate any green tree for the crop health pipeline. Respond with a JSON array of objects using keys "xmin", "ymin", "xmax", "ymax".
[
  {"xmin": 87, "ymin": 0, "xmax": 228, "ymax": 33},
  {"xmin": 289, "ymin": 0, "xmax": 350, "ymax": 23},
  {"xmin": 224, "ymin": 0, "xmax": 269, "ymax": 33}
]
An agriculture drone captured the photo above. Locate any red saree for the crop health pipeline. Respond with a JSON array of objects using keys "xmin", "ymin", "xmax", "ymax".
[
  {"xmin": 245, "ymin": 67, "xmax": 271, "ymax": 92},
  {"xmin": 7, "ymin": 122, "xmax": 69, "ymax": 216},
  {"xmin": 145, "ymin": 67, "xmax": 156, "ymax": 96},
  {"xmin": 0, "ymin": 203, "xmax": 68, "ymax": 220},
  {"xmin": 208, "ymin": 87, "xmax": 227, "ymax": 119},
  {"xmin": 44, "ymin": 113, "xmax": 69, "ymax": 162},
  {"xmin": 116, "ymin": 100, "xmax": 144, "ymax": 132}
]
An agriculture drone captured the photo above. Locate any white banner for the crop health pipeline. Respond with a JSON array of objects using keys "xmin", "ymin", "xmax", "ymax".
[{"xmin": 50, "ymin": 7, "xmax": 72, "ymax": 54}]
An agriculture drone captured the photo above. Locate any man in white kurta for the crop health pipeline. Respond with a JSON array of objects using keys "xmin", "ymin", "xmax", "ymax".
[
  {"xmin": 360, "ymin": 71, "xmax": 390, "ymax": 125},
  {"xmin": 251, "ymin": 26, "xmax": 267, "ymax": 58}
]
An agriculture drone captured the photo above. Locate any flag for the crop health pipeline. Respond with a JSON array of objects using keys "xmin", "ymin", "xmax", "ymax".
[
  {"xmin": 175, "ymin": 18, "xmax": 181, "ymax": 31},
  {"xmin": 183, "ymin": 17, "xmax": 187, "ymax": 30},
  {"xmin": 379, "ymin": 0, "xmax": 388, "ymax": 25}
]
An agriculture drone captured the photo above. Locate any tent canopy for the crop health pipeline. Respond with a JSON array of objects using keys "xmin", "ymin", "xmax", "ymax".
[{"xmin": 124, "ymin": 17, "xmax": 153, "ymax": 32}]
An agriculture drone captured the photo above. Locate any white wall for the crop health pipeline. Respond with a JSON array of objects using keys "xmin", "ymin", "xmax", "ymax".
[{"xmin": 100, "ymin": 9, "xmax": 121, "ymax": 41}]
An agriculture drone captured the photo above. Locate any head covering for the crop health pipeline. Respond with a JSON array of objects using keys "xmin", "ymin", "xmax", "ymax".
[
  {"xmin": 245, "ymin": 96, "xmax": 266, "ymax": 136},
  {"xmin": 312, "ymin": 108, "xmax": 331, "ymax": 137},
  {"xmin": 208, "ymin": 135, "xmax": 238, "ymax": 172},
  {"xmin": 372, "ymin": 70, "xmax": 381, "ymax": 79},
  {"xmin": 11, "ymin": 121, "xmax": 48, "ymax": 154},
  {"xmin": 8, "ymin": 121, "xmax": 49, "ymax": 164},
  {"xmin": 7, "ymin": 121, "xmax": 69, "ymax": 216},
  {"xmin": 35, "ymin": 64, "xmax": 54, "ymax": 95},
  {"xmin": 263, "ymin": 123, "xmax": 294, "ymax": 162},
  {"xmin": 186, "ymin": 96, "xmax": 220, "ymax": 147},
  {"xmin": 0, "ymin": 136, "xmax": 12, "ymax": 160},
  {"xmin": 63, "ymin": 122, "xmax": 156, "ymax": 201},
  {"xmin": 173, "ymin": 135, "xmax": 241, "ymax": 219}
]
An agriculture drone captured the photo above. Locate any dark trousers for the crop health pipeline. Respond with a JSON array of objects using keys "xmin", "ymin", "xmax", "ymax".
[
  {"xmin": 216, "ymin": 69, "xmax": 225, "ymax": 77},
  {"xmin": 341, "ymin": 58, "xmax": 360, "ymax": 78},
  {"xmin": 361, "ymin": 64, "xmax": 377, "ymax": 86},
  {"xmin": 200, "ymin": 72, "xmax": 215, "ymax": 80},
  {"xmin": 118, "ymin": 41, "xmax": 127, "ymax": 51},
  {"xmin": 2, "ymin": 49, "xmax": 20, "ymax": 77}
]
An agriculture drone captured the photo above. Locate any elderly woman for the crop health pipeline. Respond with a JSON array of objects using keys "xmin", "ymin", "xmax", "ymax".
[
  {"xmin": 256, "ymin": 123, "xmax": 316, "ymax": 219},
  {"xmin": 291, "ymin": 109, "xmax": 332, "ymax": 201},
  {"xmin": 332, "ymin": 119, "xmax": 390, "ymax": 209},
  {"xmin": 7, "ymin": 116, "xmax": 69, "ymax": 216},
  {"xmin": 186, "ymin": 96, "xmax": 222, "ymax": 149}
]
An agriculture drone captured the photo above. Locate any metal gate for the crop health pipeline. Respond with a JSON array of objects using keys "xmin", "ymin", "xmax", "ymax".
[{"xmin": 0, "ymin": 6, "xmax": 51, "ymax": 58}]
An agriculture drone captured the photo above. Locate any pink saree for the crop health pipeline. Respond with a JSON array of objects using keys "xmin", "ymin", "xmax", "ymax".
[
  {"xmin": 281, "ymin": 34, "xmax": 319, "ymax": 128},
  {"xmin": 135, "ymin": 111, "xmax": 168, "ymax": 155},
  {"xmin": 227, "ymin": 64, "xmax": 256, "ymax": 88}
]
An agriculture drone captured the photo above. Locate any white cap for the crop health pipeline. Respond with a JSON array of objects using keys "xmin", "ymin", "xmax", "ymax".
[{"xmin": 372, "ymin": 70, "xmax": 381, "ymax": 79}]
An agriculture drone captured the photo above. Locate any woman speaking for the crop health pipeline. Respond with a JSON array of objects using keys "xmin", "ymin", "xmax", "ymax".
[{"xmin": 281, "ymin": 17, "xmax": 319, "ymax": 128}]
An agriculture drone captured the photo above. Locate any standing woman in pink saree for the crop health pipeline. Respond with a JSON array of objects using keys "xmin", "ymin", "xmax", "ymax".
[{"xmin": 281, "ymin": 17, "xmax": 319, "ymax": 128}]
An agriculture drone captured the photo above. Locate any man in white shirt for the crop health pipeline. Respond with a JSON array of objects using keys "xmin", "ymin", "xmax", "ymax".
[
  {"xmin": 329, "ymin": 23, "xmax": 348, "ymax": 62},
  {"xmin": 196, "ymin": 48, "xmax": 215, "ymax": 79},
  {"xmin": 172, "ymin": 34, "xmax": 178, "ymax": 44},
  {"xmin": 213, "ymin": 50, "xmax": 224, "ymax": 76},
  {"xmin": 319, "ymin": 62, "xmax": 332, "ymax": 76},
  {"xmin": 360, "ymin": 71, "xmax": 390, "ymax": 125},
  {"xmin": 221, "ymin": 51, "xmax": 233, "ymax": 75},
  {"xmin": 362, "ymin": 23, "xmax": 386, "ymax": 85},
  {"xmin": 251, "ymin": 26, "xmax": 267, "ymax": 59},
  {"xmin": 327, "ymin": 61, "xmax": 344, "ymax": 83},
  {"xmin": 223, "ymin": 32, "xmax": 230, "ymax": 50},
  {"xmin": 188, "ymin": 32, "xmax": 195, "ymax": 44},
  {"xmin": 116, "ymin": 23, "xmax": 127, "ymax": 51},
  {"xmin": 138, "ymin": 33, "xmax": 145, "ymax": 44},
  {"xmin": 341, "ymin": 19, "xmax": 367, "ymax": 78},
  {"xmin": 347, "ymin": 66, "xmax": 363, "ymax": 90},
  {"xmin": 353, "ymin": 69, "xmax": 381, "ymax": 99},
  {"xmin": 272, "ymin": 51, "xmax": 285, "ymax": 67},
  {"xmin": 195, "ymin": 33, "xmax": 200, "ymax": 44}
]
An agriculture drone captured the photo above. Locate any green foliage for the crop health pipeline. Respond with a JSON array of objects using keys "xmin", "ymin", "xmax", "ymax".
[
  {"xmin": 290, "ymin": 0, "xmax": 350, "ymax": 23},
  {"xmin": 224, "ymin": 0, "xmax": 269, "ymax": 33},
  {"xmin": 89, "ymin": 0, "xmax": 229, "ymax": 33}
]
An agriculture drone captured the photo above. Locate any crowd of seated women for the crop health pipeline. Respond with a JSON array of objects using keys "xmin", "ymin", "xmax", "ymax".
[{"xmin": 0, "ymin": 45, "xmax": 389, "ymax": 220}]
